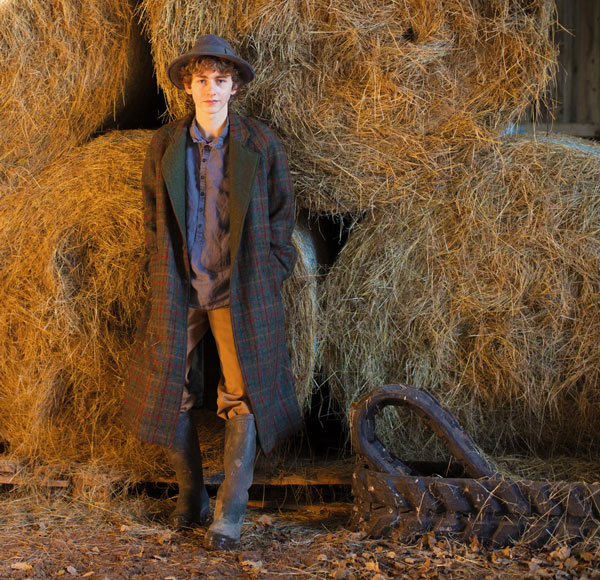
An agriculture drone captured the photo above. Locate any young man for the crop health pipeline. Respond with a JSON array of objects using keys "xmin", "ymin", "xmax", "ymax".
[{"xmin": 123, "ymin": 35, "xmax": 302, "ymax": 551}]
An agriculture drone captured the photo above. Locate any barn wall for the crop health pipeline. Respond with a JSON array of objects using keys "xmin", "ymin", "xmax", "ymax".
[{"xmin": 544, "ymin": 0, "xmax": 600, "ymax": 136}]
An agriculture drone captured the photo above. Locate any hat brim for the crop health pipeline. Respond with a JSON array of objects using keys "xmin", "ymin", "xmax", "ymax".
[{"xmin": 167, "ymin": 51, "xmax": 255, "ymax": 89}]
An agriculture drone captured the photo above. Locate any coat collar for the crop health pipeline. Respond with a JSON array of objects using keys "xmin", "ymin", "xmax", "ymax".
[{"xmin": 161, "ymin": 112, "xmax": 259, "ymax": 264}]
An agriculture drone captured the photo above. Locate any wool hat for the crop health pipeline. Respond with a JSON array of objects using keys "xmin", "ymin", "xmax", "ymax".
[{"xmin": 167, "ymin": 34, "xmax": 255, "ymax": 89}]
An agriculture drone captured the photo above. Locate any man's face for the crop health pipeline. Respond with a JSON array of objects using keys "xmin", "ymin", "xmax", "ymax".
[{"xmin": 184, "ymin": 68, "xmax": 237, "ymax": 118}]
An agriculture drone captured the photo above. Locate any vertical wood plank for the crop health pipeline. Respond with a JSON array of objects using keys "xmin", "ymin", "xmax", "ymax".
[
  {"xmin": 575, "ymin": 0, "xmax": 587, "ymax": 122},
  {"xmin": 574, "ymin": 0, "xmax": 600, "ymax": 123},
  {"xmin": 552, "ymin": 0, "xmax": 600, "ymax": 126},
  {"xmin": 589, "ymin": 0, "xmax": 600, "ymax": 122},
  {"xmin": 557, "ymin": 0, "xmax": 573, "ymax": 123},
  {"xmin": 572, "ymin": 0, "xmax": 584, "ymax": 122}
]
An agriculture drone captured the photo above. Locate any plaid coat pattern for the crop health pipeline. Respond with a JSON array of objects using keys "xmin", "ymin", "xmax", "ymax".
[{"xmin": 123, "ymin": 112, "xmax": 302, "ymax": 455}]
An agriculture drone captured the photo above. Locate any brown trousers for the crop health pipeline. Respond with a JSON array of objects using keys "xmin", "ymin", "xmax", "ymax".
[{"xmin": 181, "ymin": 307, "xmax": 251, "ymax": 418}]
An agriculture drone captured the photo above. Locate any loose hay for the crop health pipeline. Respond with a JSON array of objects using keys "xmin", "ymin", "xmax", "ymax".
[
  {"xmin": 0, "ymin": 0, "xmax": 133, "ymax": 189},
  {"xmin": 321, "ymin": 135, "xmax": 600, "ymax": 463},
  {"xmin": 139, "ymin": 0, "xmax": 557, "ymax": 214},
  {"xmin": 0, "ymin": 129, "xmax": 319, "ymax": 479}
]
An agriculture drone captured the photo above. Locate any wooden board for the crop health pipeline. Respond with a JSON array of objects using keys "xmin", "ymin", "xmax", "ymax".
[
  {"xmin": 552, "ymin": 0, "xmax": 600, "ymax": 125},
  {"xmin": 0, "ymin": 455, "xmax": 353, "ymax": 498}
]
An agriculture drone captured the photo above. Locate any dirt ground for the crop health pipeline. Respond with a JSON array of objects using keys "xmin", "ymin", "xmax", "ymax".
[{"xmin": 2, "ymin": 488, "xmax": 600, "ymax": 580}]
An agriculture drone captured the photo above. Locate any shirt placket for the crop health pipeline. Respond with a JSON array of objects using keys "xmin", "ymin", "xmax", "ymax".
[{"xmin": 196, "ymin": 143, "xmax": 211, "ymax": 246}]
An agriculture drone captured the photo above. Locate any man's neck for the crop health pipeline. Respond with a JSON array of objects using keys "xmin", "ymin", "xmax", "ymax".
[{"xmin": 194, "ymin": 110, "xmax": 228, "ymax": 140}]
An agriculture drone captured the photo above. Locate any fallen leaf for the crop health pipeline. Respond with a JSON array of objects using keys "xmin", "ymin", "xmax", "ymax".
[
  {"xmin": 528, "ymin": 563, "xmax": 554, "ymax": 578},
  {"xmin": 120, "ymin": 524, "xmax": 130, "ymax": 532},
  {"xmin": 347, "ymin": 531, "xmax": 366, "ymax": 542},
  {"xmin": 241, "ymin": 560, "xmax": 263, "ymax": 576},
  {"xmin": 581, "ymin": 552, "xmax": 595, "ymax": 562},
  {"xmin": 531, "ymin": 557, "xmax": 545, "ymax": 566},
  {"xmin": 67, "ymin": 566, "xmax": 78, "ymax": 576},
  {"xmin": 11, "ymin": 563, "xmax": 33, "ymax": 571},
  {"xmin": 490, "ymin": 554, "xmax": 512, "ymax": 566},
  {"xmin": 426, "ymin": 534, "xmax": 437, "ymax": 551},
  {"xmin": 469, "ymin": 535, "xmax": 480, "ymax": 552},
  {"xmin": 365, "ymin": 561, "xmax": 380, "ymax": 572},
  {"xmin": 418, "ymin": 557, "xmax": 432, "ymax": 573},
  {"xmin": 550, "ymin": 546, "xmax": 571, "ymax": 561},
  {"xmin": 317, "ymin": 554, "xmax": 329, "ymax": 562},
  {"xmin": 565, "ymin": 556, "xmax": 578, "ymax": 571},
  {"xmin": 257, "ymin": 514, "xmax": 273, "ymax": 527},
  {"xmin": 385, "ymin": 551, "xmax": 396, "ymax": 559},
  {"xmin": 82, "ymin": 573, "xmax": 94, "ymax": 578}
]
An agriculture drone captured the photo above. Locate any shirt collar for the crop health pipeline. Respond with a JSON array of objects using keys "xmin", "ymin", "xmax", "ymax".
[{"xmin": 189, "ymin": 117, "xmax": 229, "ymax": 149}]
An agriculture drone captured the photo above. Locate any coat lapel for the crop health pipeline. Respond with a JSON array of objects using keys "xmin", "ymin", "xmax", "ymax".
[
  {"xmin": 161, "ymin": 116, "xmax": 191, "ymax": 247},
  {"xmin": 229, "ymin": 115, "xmax": 259, "ymax": 264},
  {"xmin": 160, "ymin": 113, "xmax": 260, "ymax": 266}
]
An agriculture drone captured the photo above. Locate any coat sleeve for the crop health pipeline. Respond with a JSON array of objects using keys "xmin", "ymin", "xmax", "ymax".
[{"xmin": 267, "ymin": 135, "xmax": 297, "ymax": 283}]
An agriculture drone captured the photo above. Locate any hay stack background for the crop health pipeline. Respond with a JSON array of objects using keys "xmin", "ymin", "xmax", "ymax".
[
  {"xmin": 0, "ymin": 0, "xmax": 135, "ymax": 190},
  {"xmin": 0, "ymin": 130, "xmax": 319, "ymax": 479},
  {"xmin": 321, "ymin": 135, "xmax": 600, "ymax": 461},
  {"xmin": 139, "ymin": 0, "xmax": 556, "ymax": 214},
  {"xmin": 0, "ymin": 130, "xmax": 157, "ymax": 478}
]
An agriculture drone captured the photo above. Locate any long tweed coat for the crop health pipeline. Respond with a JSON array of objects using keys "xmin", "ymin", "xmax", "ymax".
[{"xmin": 123, "ymin": 112, "xmax": 303, "ymax": 455}]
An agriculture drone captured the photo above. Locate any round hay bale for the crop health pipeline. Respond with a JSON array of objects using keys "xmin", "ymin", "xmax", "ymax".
[
  {"xmin": 283, "ymin": 214, "xmax": 329, "ymax": 410},
  {"xmin": 0, "ymin": 129, "xmax": 319, "ymax": 479},
  {"xmin": 321, "ymin": 135, "xmax": 600, "ymax": 462},
  {"xmin": 0, "ymin": 0, "xmax": 134, "ymax": 188},
  {"xmin": 139, "ymin": 0, "xmax": 556, "ymax": 214},
  {"xmin": 0, "ymin": 130, "xmax": 158, "ymax": 479}
]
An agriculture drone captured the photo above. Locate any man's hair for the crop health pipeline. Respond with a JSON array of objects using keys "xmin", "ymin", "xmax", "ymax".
[{"xmin": 179, "ymin": 56, "xmax": 242, "ymax": 89}]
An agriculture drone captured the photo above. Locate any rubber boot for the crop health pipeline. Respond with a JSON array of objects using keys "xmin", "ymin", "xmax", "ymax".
[
  {"xmin": 166, "ymin": 411, "xmax": 211, "ymax": 529},
  {"xmin": 204, "ymin": 414, "xmax": 256, "ymax": 551}
]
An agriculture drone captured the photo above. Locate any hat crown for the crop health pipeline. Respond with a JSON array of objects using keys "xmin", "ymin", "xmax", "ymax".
[{"xmin": 193, "ymin": 34, "xmax": 234, "ymax": 57}]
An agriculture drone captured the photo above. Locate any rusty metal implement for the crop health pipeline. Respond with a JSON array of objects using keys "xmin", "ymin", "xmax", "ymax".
[{"xmin": 350, "ymin": 384, "xmax": 600, "ymax": 546}]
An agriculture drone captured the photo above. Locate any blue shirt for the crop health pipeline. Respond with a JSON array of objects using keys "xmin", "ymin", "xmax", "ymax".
[{"xmin": 185, "ymin": 118, "xmax": 231, "ymax": 310}]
